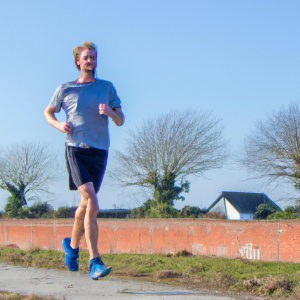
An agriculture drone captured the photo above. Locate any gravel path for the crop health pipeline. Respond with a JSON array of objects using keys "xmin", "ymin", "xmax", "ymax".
[{"xmin": 0, "ymin": 263, "xmax": 255, "ymax": 300}]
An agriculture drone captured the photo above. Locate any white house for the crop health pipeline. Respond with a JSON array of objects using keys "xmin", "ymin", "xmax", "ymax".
[{"xmin": 206, "ymin": 191, "xmax": 282, "ymax": 220}]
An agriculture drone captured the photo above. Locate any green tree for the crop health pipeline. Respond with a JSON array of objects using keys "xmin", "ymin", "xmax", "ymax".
[
  {"xmin": 254, "ymin": 203, "xmax": 280, "ymax": 219},
  {"xmin": 150, "ymin": 171, "xmax": 190, "ymax": 206},
  {"xmin": 109, "ymin": 109, "xmax": 228, "ymax": 216},
  {"xmin": 4, "ymin": 184, "xmax": 25, "ymax": 218}
]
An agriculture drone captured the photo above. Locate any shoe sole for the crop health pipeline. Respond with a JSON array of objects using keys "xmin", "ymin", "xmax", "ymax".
[{"xmin": 91, "ymin": 266, "xmax": 113, "ymax": 280}]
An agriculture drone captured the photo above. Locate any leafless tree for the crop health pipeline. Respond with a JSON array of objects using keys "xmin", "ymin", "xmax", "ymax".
[
  {"xmin": 240, "ymin": 103, "xmax": 300, "ymax": 191},
  {"xmin": 108, "ymin": 109, "xmax": 229, "ymax": 205},
  {"xmin": 0, "ymin": 141, "xmax": 63, "ymax": 204}
]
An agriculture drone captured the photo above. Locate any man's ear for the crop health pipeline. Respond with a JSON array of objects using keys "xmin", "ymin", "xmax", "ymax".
[{"xmin": 77, "ymin": 58, "xmax": 80, "ymax": 66}]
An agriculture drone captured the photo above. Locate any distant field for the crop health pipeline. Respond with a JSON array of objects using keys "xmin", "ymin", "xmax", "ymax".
[{"xmin": 1, "ymin": 246, "xmax": 300, "ymax": 299}]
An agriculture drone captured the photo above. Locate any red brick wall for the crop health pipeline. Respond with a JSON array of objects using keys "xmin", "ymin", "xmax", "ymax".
[{"xmin": 1, "ymin": 218, "xmax": 299, "ymax": 263}]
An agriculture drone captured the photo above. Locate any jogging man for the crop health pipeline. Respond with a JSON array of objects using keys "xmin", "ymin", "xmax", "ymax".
[{"xmin": 44, "ymin": 41, "xmax": 124, "ymax": 280}]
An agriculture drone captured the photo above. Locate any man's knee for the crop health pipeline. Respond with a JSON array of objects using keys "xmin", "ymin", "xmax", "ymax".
[
  {"xmin": 86, "ymin": 198, "xmax": 99, "ymax": 215},
  {"xmin": 79, "ymin": 182, "xmax": 95, "ymax": 199},
  {"xmin": 87, "ymin": 207, "xmax": 99, "ymax": 216}
]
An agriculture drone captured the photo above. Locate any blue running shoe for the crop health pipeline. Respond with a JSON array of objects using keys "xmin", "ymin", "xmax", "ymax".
[
  {"xmin": 89, "ymin": 257, "xmax": 112, "ymax": 280},
  {"xmin": 62, "ymin": 237, "xmax": 79, "ymax": 271}
]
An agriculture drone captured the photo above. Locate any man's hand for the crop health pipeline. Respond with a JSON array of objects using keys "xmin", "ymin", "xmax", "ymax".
[
  {"xmin": 99, "ymin": 104, "xmax": 124, "ymax": 126},
  {"xmin": 99, "ymin": 104, "xmax": 113, "ymax": 116},
  {"xmin": 44, "ymin": 105, "xmax": 73, "ymax": 133},
  {"xmin": 58, "ymin": 122, "xmax": 73, "ymax": 133}
]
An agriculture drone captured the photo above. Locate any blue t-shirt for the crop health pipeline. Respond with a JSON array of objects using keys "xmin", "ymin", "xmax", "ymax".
[{"xmin": 49, "ymin": 79, "xmax": 121, "ymax": 150}]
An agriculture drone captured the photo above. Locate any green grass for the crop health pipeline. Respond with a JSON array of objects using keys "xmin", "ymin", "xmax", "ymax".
[{"xmin": 1, "ymin": 246, "xmax": 300, "ymax": 299}]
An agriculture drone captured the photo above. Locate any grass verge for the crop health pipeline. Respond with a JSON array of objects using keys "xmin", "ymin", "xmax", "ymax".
[
  {"xmin": 1, "ymin": 246, "xmax": 300, "ymax": 299},
  {"xmin": 0, "ymin": 291, "xmax": 57, "ymax": 300}
]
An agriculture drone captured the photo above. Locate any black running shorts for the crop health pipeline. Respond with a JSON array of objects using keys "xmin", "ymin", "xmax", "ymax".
[{"xmin": 65, "ymin": 145, "xmax": 108, "ymax": 193}]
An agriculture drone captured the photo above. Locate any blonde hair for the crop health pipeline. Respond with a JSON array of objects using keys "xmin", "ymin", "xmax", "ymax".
[{"xmin": 73, "ymin": 41, "xmax": 97, "ymax": 70}]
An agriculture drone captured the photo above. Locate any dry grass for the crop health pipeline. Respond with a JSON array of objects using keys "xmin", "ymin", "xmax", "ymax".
[
  {"xmin": 0, "ymin": 292, "xmax": 57, "ymax": 300},
  {"xmin": 156, "ymin": 270, "xmax": 182, "ymax": 279}
]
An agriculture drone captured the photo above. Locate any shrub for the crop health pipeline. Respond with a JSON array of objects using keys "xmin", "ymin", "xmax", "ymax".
[
  {"xmin": 254, "ymin": 203, "xmax": 280, "ymax": 219},
  {"xmin": 203, "ymin": 211, "xmax": 226, "ymax": 219},
  {"xmin": 178, "ymin": 206, "xmax": 206, "ymax": 218},
  {"xmin": 53, "ymin": 206, "xmax": 77, "ymax": 218},
  {"xmin": 132, "ymin": 202, "xmax": 209, "ymax": 219},
  {"xmin": 267, "ymin": 205, "xmax": 300, "ymax": 220},
  {"xmin": 28, "ymin": 202, "xmax": 55, "ymax": 218},
  {"xmin": 131, "ymin": 199, "xmax": 179, "ymax": 218},
  {"xmin": 3, "ymin": 198, "xmax": 55, "ymax": 219},
  {"xmin": 175, "ymin": 249, "xmax": 192, "ymax": 257}
]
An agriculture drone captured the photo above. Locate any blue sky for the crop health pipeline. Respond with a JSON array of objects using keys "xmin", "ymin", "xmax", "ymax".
[{"xmin": 0, "ymin": 0, "xmax": 300, "ymax": 211}]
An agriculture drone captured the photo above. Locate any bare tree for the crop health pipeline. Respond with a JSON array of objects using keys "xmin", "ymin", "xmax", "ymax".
[
  {"xmin": 108, "ymin": 109, "xmax": 228, "ymax": 206},
  {"xmin": 240, "ymin": 103, "xmax": 300, "ymax": 190},
  {"xmin": 0, "ymin": 141, "xmax": 63, "ymax": 204}
]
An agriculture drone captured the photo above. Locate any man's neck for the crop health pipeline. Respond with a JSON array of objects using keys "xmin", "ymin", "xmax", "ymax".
[{"xmin": 77, "ymin": 70, "xmax": 95, "ymax": 83}]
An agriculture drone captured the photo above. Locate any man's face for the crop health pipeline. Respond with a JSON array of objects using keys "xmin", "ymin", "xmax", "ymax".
[{"xmin": 77, "ymin": 48, "xmax": 97, "ymax": 72}]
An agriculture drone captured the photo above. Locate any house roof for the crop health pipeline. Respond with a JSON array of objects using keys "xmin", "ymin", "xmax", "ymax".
[{"xmin": 207, "ymin": 191, "xmax": 282, "ymax": 214}]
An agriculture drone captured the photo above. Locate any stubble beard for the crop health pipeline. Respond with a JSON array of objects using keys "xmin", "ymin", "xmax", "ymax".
[{"xmin": 84, "ymin": 68, "xmax": 95, "ymax": 77}]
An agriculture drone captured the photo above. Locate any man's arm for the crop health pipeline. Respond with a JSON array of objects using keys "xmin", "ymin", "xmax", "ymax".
[
  {"xmin": 99, "ymin": 105, "xmax": 125, "ymax": 126},
  {"xmin": 44, "ymin": 105, "xmax": 72, "ymax": 133}
]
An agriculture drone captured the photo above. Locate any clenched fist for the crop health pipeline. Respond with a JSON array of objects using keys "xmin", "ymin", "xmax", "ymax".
[
  {"xmin": 58, "ymin": 122, "xmax": 72, "ymax": 133},
  {"xmin": 99, "ymin": 103, "xmax": 113, "ymax": 116},
  {"xmin": 99, "ymin": 103, "xmax": 124, "ymax": 126}
]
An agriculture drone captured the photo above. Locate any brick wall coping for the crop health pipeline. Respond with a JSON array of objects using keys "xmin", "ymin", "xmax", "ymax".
[{"xmin": 1, "ymin": 218, "xmax": 300, "ymax": 226}]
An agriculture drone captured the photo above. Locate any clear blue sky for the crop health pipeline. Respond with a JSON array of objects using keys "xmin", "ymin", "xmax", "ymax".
[{"xmin": 0, "ymin": 0, "xmax": 299, "ymax": 211}]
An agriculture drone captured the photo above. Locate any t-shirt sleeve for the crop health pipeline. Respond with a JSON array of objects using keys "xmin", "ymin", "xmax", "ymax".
[
  {"xmin": 49, "ymin": 85, "xmax": 63, "ymax": 113},
  {"xmin": 109, "ymin": 83, "xmax": 122, "ymax": 109}
]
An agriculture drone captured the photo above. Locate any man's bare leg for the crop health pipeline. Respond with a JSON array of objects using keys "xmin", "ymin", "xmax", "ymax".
[
  {"xmin": 70, "ymin": 195, "xmax": 87, "ymax": 249},
  {"xmin": 78, "ymin": 182, "xmax": 100, "ymax": 259}
]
